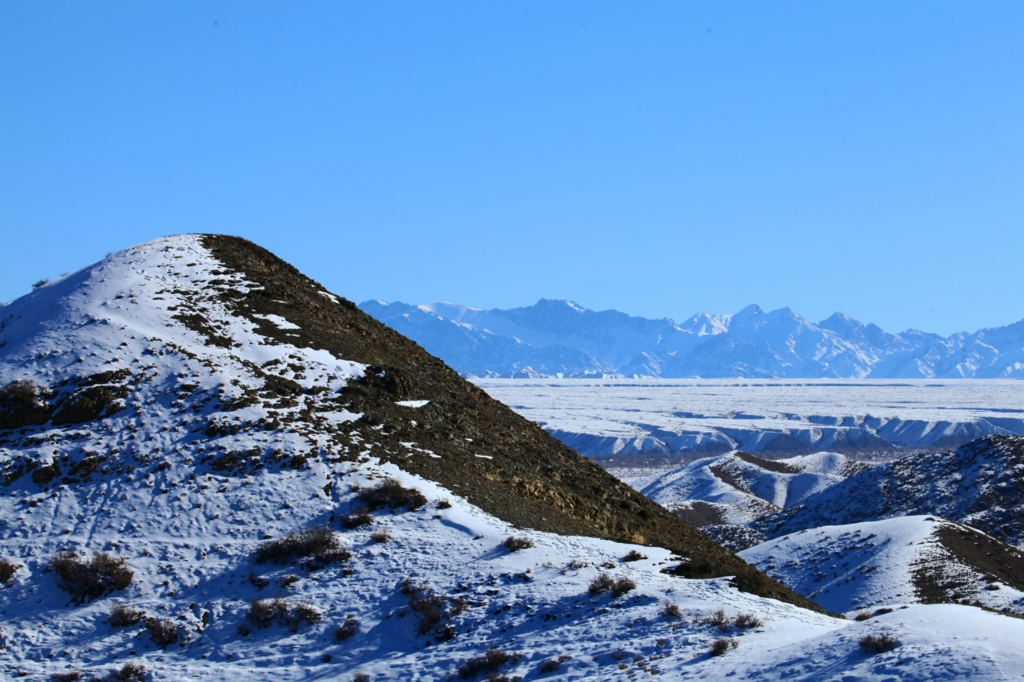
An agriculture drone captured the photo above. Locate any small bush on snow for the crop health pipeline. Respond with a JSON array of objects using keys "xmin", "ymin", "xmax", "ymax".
[
  {"xmin": 0, "ymin": 558, "xmax": 19, "ymax": 584},
  {"xmin": 335, "ymin": 615, "xmax": 359, "ymax": 641},
  {"xmin": 622, "ymin": 550, "xmax": 647, "ymax": 562},
  {"xmin": 108, "ymin": 602, "xmax": 145, "ymax": 627},
  {"xmin": 501, "ymin": 536, "xmax": 534, "ymax": 553},
  {"xmin": 145, "ymin": 617, "xmax": 179, "ymax": 647},
  {"xmin": 708, "ymin": 638, "xmax": 738, "ymax": 656},
  {"xmin": 50, "ymin": 551, "xmax": 133, "ymax": 602},
  {"xmin": 661, "ymin": 602, "xmax": 682, "ymax": 619},
  {"xmin": 253, "ymin": 526, "xmax": 349, "ymax": 568},
  {"xmin": 860, "ymin": 633, "xmax": 898, "ymax": 654},
  {"xmin": 456, "ymin": 648, "xmax": 522, "ymax": 679},
  {"xmin": 355, "ymin": 477, "xmax": 427, "ymax": 511}
]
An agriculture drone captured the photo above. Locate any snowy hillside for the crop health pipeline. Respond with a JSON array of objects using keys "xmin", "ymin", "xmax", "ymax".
[
  {"xmin": 361, "ymin": 299, "xmax": 1024, "ymax": 379},
  {"xmin": 5, "ymin": 235, "xmax": 1024, "ymax": 680},
  {"xmin": 632, "ymin": 451, "xmax": 863, "ymax": 526},
  {"xmin": 477, "ymin": 378, "xmax": 1024, "ymax": 457},
  {"xmin": 759, "ymin": 435, "xmax": 1024, "ymax": 547},
  {"xmin": 741, "ymin": 516, "xmax": 1024, "ymax": 617}
]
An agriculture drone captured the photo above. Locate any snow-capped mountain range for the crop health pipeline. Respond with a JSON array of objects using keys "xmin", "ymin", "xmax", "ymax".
[{"xmin": 361, "ymin": 299, "xmax": 1024, "ymax": 379}]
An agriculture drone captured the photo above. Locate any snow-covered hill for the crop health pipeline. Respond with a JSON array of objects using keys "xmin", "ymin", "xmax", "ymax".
[
  {"xmin": 6, "ymin": 235, "xmax": 1023, "ymax": 680},
  {"xmin": 632, "ymin": 451, "xmax": 863, "ymax": 527},
  {"xmin": 759, "ymin": 435, "xmax": 1024, "ymax": 547},
  {"xmin": 362, "ymin": 299, "xmax": 1024, "ymax": 379},
  {"xmin": 741, "ymin": 516, "xmax": 1024, "ymax": 617}
]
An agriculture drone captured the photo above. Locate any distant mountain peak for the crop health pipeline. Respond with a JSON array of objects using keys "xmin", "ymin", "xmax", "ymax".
[{"xmin": 360, "ymin": 298, "xmax": 1024, "ymax": 380}]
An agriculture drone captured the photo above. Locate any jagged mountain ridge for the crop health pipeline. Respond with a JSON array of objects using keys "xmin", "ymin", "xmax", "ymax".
[{"xmin": 361, "ymin": 299, "xmax": 1024, "ymax": 379}]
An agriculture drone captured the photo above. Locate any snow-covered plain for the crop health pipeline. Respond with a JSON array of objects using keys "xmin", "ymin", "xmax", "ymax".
[
  {"xmin": 3, "ymin": 236, "xmax": 1024, "ymax": 680},
  {"xmin": 475, "ymin": 378, "xmax": 1024, "ymax": 456}
]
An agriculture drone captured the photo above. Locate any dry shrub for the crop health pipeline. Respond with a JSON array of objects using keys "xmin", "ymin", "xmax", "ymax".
[
  {"xmin": 435, "ymin": 499, "xmax": 452, "ymax": 510},
  {"xmin": 708, "ymin": 638, "xmax": 738, "ymax": 656},
  {"xmin": 401, "ymin": 578, "xmax": 466, "ymax": 636},
  {"xmin": 854, "ymin": 611, "xmax": 872, "ymax": 621},
  {"xmin": 339, "ymin": 510, "xmax": 373, "ymax": 529},
  {"xmin": 702, "ymin": 608, "xmax": 730, "ymax": 631},
  {"xmin": 280, "ymin": 574, "xmax": 300, "ymax": 588},
  {"xmin": 457, "ymin": 648, "xmax": 522, "ymax": 679},
  {"xmin": 51, "ymin": 672, "xmax": 84, "ymax": 682},
  {"xmin": 502, "ymin": 536, "xmax": 534, "ymax": 553},
  {"xmin": 588, "ymin": 573, "xmax": 615, "ymax": 595},
  {"xmin": 370, "ymin": 531, "xmax": 390, "ymax": 544},
  {"xmin": 145, "ymin": 618, "xmax": 179, "ymax": 647},
  {"xmin": 253, "ymin": 526, "xmax": 349, "ymax": 568},
  {"xmin": 353, "ymin": 674, "xmax": 370, "ymax": 682},
  {"xmin": 0, "ymin": 558, "xmax": 19, "ymax": 584},
  {"xmin": 661, "ymin": 602, "xmax": 682, "ymax": 619},
  {"xmin": 622, "ymin": 550, "xmax": 647, "ymax": 562},
  {"xmin": 108, "ymin": 661, "xmax": 147, "ymax": 681},
  {"xmin": 537, "ymin": 658, "xmax": 561, "ymax": 674},
  {"xmin": 610, "ymin": 576, "xmax": 636, "ymax": 597},
  {"xmin": 51, "ymin": 551, "xmax": 133, "ymax": 602},
  {"xmin": 355, "ymin": 477, "xmax": 426, "ymax": 511},
  {"xmin": 248, "ymin": 571, "xmax": 270, "ymax": 590},
  {"xmin": 247, "ymin": 598, "xmax": 321, "ymax": 631},
  {"xmin": 734, "ymin": 612, "xmax": 763, "ymax": 629},
  {"xmin": 108, "ymin": 602, "xmax": 145, "ymax": 627},
  {"xmin": 0, "ymin": 380, "xmax": 39, "ymax": 410},
  {"xmin": 860, "ymin": 633, "xmax": 898, "ymax": 654},
  {"xmin": 286, "ymin": 602, "xmax": 322, "ymax": 632},
  {"xmin": 248, "ymin": 597, "xmax": 289, "ymax": 628},
  {"xmin": 335, "ymin": 615, "xmax": 359, "ymax": 641}
]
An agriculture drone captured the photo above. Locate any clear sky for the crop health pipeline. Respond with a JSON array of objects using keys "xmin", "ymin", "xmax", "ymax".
[{"xmin": 2, "ymin": 2, "xmax": 1021, "ymax": 337}]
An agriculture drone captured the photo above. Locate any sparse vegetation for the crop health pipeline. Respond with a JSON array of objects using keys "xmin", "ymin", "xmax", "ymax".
[
  {"xmin": 567, "ymin": 560, "xmax": 589, "ymax": 570},
  {"xmin": 611, "ymin": 576, "xmax": 636, "ymax": 597},
  {"xmin": 281, "ymin": 574, "xmax": 300, "ymax": 588},
  {"xmin": 247, "ymin": 597, "xmax": 322, "ymax": 631},
  {"xmin": 248, "ymin": 570, "xmax": 270, "ymax": 590},
  {"xmin": 401, "ymin": 577, "xmax": 466, "ymax": 635},
  {"xmin": 145, "ymin": 617, "xmax": 179, "ymax": 647},
  {"xmin": 457, "ymin": 648, "xmax": 522, "ymax": 679},
  {"xmin": 370, "ymin": 530, "xmax": 390, "ymax": 543},
  {"xmin": 353, "ymin": 674, "xmax": 370, "ymax": 682},
  {"xmin": 588, "ymin": 573, "xmax": 635, "ymax": 597},
  {"xmin": 108, "ymin": 602, "xmax": 145, "ymax": 627},
  {"xmin": 108, "ymin": 662, "xmax": 147, "ymax": 681},
  {"xmin": 734, "ymin": 612, "xmax": 764, "ymax": 629},
  {"xmin": 860, "ymin": 633, "xmax": 898, "ymax": 654},
  {"xmin": 32, "ymin": 279, "xmax": 49, "ymax": 289},
  {"xmin": 0, "ymin": 380, "xmax": 39, "ymax": 410},
  {"xmin": 51, "ymin": 671, "xmax": 84, "ymax": 682},
  {"xmin": 708, "ymin": 638, "xmax": 738, "ymax": 656},
  {"xmin": 701, "ymin": 608, "xmax": 730, "ymax": 631},
  {"xmin": 339, "ymin": 510, "xmax": 373, "ymax": 529},
  {"xmin": 0, "ymin": 558, "xmax": 19, "ymax": 584},
  {"xmin": 50, "ymin": 551, "xmax": 133, "ymax": 602},
  {"xmin": 253, "ymin": 526, "xmax": 350, "ymax": 568},
  {"xmin": 661, "ymin": 602, "xmax": 682, "ymax": 619},
  {"xmin": 335, "ymin": 615, "xmax": 359, "ymax": 641},
  {"xmin": 622, "ymin": 550, "xmax": 647, "ymax": 562},
  {"xmin": 355, "ymin": 477, "xmax": 427, "ymax": 511},
  {"xmin": 436, "ymin": 499, "xmax": 452, "ymax": 510},
  {"xmin": 537, "ymin": 654, "xmax": 571, "ymax": 674},
  {"xmin": 502, "ymin": 536, "xmax": 534, "ymax": 553},
  {"xmin": 589, "ymin": 573, "xmax": 615, "ymax": 595}
]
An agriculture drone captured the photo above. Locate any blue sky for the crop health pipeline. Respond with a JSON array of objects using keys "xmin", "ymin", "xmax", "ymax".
[{"xmin": 2, "ymin": 2, "xmax": 1021, "ymax": 336}]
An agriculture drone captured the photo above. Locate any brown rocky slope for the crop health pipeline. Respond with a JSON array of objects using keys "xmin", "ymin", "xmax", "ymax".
[{"xmin": 200, "ymin": 234, "xmax": 824, "ymax": 612}]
